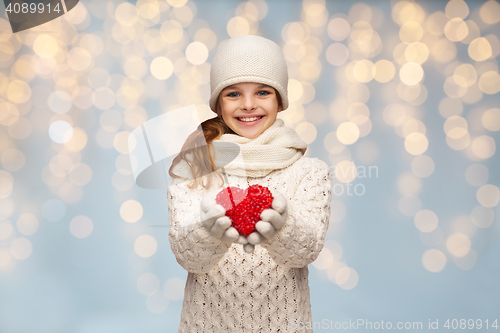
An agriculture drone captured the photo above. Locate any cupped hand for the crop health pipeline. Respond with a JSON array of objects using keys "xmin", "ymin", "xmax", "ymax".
[
  {"xmin": 246, "ymin": 188, "xmax": 288, "ymax": 249},
  {"xmin": 200, "ymin": 191, "xmax": 239, "ymax": 244}
]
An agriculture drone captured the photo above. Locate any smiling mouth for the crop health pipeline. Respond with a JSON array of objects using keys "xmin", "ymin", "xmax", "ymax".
[{"xmin": 235, "ymin": 115, "xmax": 264, "ymax": 122}]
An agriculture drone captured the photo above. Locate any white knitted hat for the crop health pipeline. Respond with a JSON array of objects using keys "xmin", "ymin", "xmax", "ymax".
[{"xmin": 209, "ymin": 35, "xmax": 289, "ymax": 112}]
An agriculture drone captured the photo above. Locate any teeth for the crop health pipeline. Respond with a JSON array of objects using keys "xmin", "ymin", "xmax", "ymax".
[{"xmin": 238, "ymin": 116, "xmax": 261, "ymax": 122}]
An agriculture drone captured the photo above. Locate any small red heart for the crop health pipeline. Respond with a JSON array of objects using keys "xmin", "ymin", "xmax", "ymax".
[{"xmin": 215, "ymin": 184, "xmax": 274, "ymax": 237}]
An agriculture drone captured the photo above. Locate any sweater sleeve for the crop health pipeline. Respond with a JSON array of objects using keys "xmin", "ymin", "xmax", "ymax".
[
  {"xmin": 167, "ymin": 160, "xmax": 231, "ymax": 274},
  {"xmin": 260, "ymin": 158, "xmax": 332, "ymax": 268}
]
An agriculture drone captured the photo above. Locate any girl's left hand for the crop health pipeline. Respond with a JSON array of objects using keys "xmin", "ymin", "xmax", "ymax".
[{"xmin": 243, "ymin": 189, "xmax": 288, "ymax": 252}]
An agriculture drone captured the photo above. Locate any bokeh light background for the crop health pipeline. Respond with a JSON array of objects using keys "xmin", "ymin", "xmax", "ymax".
[{"xmin": 1, "ymin": 0, "xmax": 500, "ymax": 331}]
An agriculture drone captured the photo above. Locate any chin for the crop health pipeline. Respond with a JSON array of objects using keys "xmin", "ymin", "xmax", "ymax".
[
  {"xmin": 238, "ymin": 129, "xmax": 260, "ymax": 139},
  {"xmin": 239, "ymin": 132, "xmax": 258, "ymax": 139}
]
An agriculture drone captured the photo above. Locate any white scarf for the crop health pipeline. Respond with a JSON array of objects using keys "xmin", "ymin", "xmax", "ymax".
[{"xmin": 209, "ymin": 118, "xmax": 307, "ymax": 178}]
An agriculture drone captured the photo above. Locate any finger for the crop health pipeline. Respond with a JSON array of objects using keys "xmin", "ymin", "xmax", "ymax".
[
  {"xmin": 272, "ymin": 192, "xmax": 287, "ymax": 214},
  {"xmin": 247, "ymin": 231, "xmax": 266, "ymax": 245},
  {"xmin": 220, "ymin": 227, "xmax": 239, "ymax": 243},
  {"xmin": 201, "ymin": 215, "xmax": 216, "ymax": 230},
  {"xmin": 205, "ymin": 204, "xmax": 225, "ymax": 220},
  {"xmin": 211, "ymin": 216, "xmax": 231, "ymax": 239},
  {"xmin": 243, "ymin": 243, "xmax": 255, "ymax": 253},
  {"xmin": 237, "ymin": 235, "xmax": 248, "ymax": 244},
  {"xmin": 260, "ymin": 208, "xmax": 275, "ymax": 222},
  {"xmin": 260, "ymin": 209, "xmax": 285, "ymax": 230},
  {"xmin": 255, "ymin": 221, "xmax": 276, "ymax": 239}
]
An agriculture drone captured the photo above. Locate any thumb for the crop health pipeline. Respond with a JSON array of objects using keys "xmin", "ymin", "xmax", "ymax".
[
  {"xmin": 200, "ymin": 192, "xmax": 217, "ymax": 213},
  {"xmin": 268, "ymin": 188, "xmax": 287, "ymax": 214}
]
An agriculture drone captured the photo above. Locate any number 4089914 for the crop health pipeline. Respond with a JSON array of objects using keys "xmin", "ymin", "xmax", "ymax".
[
  {"xmin": 5, "ymin": 2, "xmax": 62, "ymax": 14},
  {"xmin": 444, "ymin": 319, "xmax": 498, "ymax": 330}
]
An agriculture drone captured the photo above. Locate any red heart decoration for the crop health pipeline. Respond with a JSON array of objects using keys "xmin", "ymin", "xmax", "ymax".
[{"xmin": 215, "ymin": 184, "xmax": 273, "ymax": 237}]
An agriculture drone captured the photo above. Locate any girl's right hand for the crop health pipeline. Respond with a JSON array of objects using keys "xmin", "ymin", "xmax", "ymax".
[
  {"xmin": 200, "ymin": 191, "xmax": 240, "ymax": 244},
  {"xmin": 246, "ymin": 189, "xmax": 288, "ymax": 247},
  {"xmin": 233, "ymin": 188, "xmax": 288, "ymax": 253}
]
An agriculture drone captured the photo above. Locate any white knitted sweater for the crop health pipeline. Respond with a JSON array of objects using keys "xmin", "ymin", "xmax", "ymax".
[{"xmin": 167, "ymin": 156, "xmax": 332, "ymax": 332}]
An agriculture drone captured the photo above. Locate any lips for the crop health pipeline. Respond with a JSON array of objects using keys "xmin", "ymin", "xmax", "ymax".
[
  {"xmin": 235, "ymin": 114, "xmax": 264, "ymax": 119},
  {"xmin": 235, "ymin": 115, "xmax": 265, "ymax": 124},
  {"xmin": 235, "ymin": 115, "xmax": 264, "ymax": 121}
]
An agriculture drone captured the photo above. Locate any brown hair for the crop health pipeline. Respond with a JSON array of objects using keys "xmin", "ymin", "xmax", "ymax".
[{"xmin": 168, "ymin": 89, "xmax": 282, "ymax": 190}]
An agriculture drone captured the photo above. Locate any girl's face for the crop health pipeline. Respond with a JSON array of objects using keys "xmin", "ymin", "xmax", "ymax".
[{"xmin": 216, "ymin": 82, "xmax": 283, "ymax": 139}]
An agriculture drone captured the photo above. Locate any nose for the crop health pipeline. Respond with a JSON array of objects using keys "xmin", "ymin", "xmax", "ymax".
[{"xmin": 241, "ymin": 94, "xmax": 257, "ymax": 112}]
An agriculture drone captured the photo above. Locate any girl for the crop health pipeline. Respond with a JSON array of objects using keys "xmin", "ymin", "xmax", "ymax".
[{"xmin": 167, "ymin": 35, "xmax": 332, "ymax": 332}]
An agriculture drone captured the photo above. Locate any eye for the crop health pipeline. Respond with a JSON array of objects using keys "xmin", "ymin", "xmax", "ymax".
[
  {"xmin": 257, "ymin": 90, "xmax": 271, "ymax": 96},
  {"xmin": 227, "ymin": 92, "xmax": 240, "ymax": 98}
]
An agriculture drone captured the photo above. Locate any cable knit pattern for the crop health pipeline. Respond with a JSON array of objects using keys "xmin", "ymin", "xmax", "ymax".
[{"xmin": 168, "ymin": 156, "xmax": 332, "ymax": 333}]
